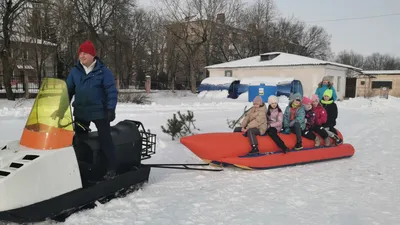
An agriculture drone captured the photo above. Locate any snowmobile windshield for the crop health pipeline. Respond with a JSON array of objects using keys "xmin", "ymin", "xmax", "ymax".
[{"xmin": 20, "ymin": 78, "xmax": 74, "ymax": 150}]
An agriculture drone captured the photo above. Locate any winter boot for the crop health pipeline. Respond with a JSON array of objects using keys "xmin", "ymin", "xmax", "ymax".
[
  {"xmin": 333, "ymin": 135, "xmax": 343, "ymax": 145},
  {"xmin": 314, "ymin": 136, "xmax": 321, "ymax": 147},
  {"xmin": 294, "ymin": 142, "xmax": 303, "ymax": 150},
  {"xmin": 324, "ymin": 137, "xmax": 331, "ymax": 147},
  {"xmin": 249, "ymin": 145, "xmax": 259, "ymax": 154}
]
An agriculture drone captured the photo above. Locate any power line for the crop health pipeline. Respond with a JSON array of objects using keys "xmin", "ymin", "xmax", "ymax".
[{"xmin": 306, "ymin": 12, "xmax": 400, "ymax": 23}]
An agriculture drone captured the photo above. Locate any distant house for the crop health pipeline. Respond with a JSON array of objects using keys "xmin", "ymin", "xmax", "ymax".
[
  {"xmin": 355, "ymin": 70, "xmax": 400, "ymax": 98},
  {"xmin": 0, "ymin": 34, "xmax": 57, "ymax": 92},
  {"xmin": 204, "ymin": 52, "xmax": 362, "ymax": 100}
]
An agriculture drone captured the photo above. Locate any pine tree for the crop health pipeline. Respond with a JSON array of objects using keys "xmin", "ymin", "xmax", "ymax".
[{"xmin": 161, "ymin": 110, "xmax": 199, "ymax": 140}]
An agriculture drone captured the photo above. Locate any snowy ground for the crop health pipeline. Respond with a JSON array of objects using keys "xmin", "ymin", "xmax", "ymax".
[{"xmin": 1, "ymin": 91, "xmax": 399, "ymax": 225}]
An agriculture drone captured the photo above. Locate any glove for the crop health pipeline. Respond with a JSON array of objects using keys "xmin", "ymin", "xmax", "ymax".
[
  {"xmin": 107, "ymin": 110, "xmax": 115, "ymax": 122},
  {"xmin": 281, "ymin": 128, "xmax": 290, "ymax": 135},
  {"xmin": 51, "ymin": 109, "xmax": 64, "ymax": 120}
]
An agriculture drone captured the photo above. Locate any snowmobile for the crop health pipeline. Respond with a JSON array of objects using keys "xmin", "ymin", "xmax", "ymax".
[{"xmin": 0, "ymin": 78, "xmax": 157, "ymax": 223}]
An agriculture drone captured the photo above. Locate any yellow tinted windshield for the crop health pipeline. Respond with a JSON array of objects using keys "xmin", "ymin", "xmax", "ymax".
[{"xmin": 20, "ymin": 78, "xmax": 74, "ymax": 150}]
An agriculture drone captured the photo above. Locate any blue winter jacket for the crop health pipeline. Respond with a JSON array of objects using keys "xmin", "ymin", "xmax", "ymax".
[
  {"xmin": 315, "ymin": 84, "xmax": 337, "ymax": 101},
  {"xmin": 66, "ymin": 57, "xmax": 118, "ymax": 121}
]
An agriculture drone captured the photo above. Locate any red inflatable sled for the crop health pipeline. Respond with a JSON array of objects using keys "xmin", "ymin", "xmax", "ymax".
[{"xmin": 180, "ymin": 130, "xmax": 355, "ymax": 170}]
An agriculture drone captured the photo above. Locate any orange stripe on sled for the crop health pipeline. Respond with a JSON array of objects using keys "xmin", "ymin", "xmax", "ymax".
[{"xmin": 217, "ymin": 143, "xmax": 355, "ymax": 169}]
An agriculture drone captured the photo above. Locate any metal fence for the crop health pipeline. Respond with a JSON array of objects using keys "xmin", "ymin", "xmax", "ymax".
[{"xmin": 0, "ymin": 77, "xmax": 41, "ymax": 98}]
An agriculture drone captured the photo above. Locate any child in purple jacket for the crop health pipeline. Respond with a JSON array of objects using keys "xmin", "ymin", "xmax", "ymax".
[{"xmin": 265, "ymin": 95, "xmax": 289, "ymax": 153}]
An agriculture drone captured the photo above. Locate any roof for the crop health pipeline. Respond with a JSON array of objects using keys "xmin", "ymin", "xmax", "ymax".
[
  {"xmin": 362, "ymin": 70, "xmax": 400, "ymax": 75},
  {"xmin": 0, "ymin": 34, "xmax": 57, "ymax": 46},
  {"xmin": 205, "ymin": 52, "xmax": 362, "ymax": 71}
]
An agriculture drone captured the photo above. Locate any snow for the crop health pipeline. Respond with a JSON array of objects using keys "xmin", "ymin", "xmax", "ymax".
[
  {"xmin": 239, "ymin": 76, "xmax": 294, "ymax": 86},
  {"xmin": 1, "ymin": 92, "xmax": 400, "ymax": 225},
  {"xmin": 205, "ymin": 52, "xmax": 362, "ymax": 71},
  {"xmin": 197, "ymin": 90, "xmax": 229, "ymax": 99},
  {"xmin": 362, "ymin": 70, "xmax": 400, "ymax": 75},
  {"xmin": 200, "ymin": 77, "xmax": 238, "ymax": 85}
]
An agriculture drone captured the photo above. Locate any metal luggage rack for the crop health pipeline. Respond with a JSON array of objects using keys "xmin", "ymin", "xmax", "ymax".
[{"xmin": 126, "ymin": 120, "xmax": 156, "ymax": 160}]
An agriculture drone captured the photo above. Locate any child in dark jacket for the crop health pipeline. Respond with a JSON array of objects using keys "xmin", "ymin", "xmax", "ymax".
[
  {"xmin": 282, "ymin": 93, "xmax": 305, "ymax": 150},
  {"xmin": 265, "ymin": 95, "xmax": 289, "ymax": 153},
  {"xmin": 320, "ymin": 89, "xmax": 343, "ymax": 145},
  {"xmin": 302, "ymin": 97, "xmax": 323, "ymax": 147},
  {"xmin": 310, "ymin": 94, "xmax": 331, "ymax": 146}
]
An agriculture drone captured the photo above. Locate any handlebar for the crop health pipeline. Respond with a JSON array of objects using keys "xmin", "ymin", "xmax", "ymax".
[{"xmin": 57, "ymin": 118, "xmax": 91, "ymax": 132}]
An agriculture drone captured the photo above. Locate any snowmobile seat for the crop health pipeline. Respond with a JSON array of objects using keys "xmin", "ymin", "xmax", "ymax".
[{"xmin": 73, "ymin": 120, "xmax": 143, "ymax": 183}]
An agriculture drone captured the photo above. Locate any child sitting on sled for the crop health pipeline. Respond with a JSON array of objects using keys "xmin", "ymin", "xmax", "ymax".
[
  {"xmin": 234, "ymin": 95, "xmax": 267, "ymax": 154},
  {"xmin": 282, "ymin": 93, "xmax": 305, "ymax": 150},
  {"xmin": 310, "ymin": 94, "xmax": 331, "ymax": 146},
  {"xmin": 265, "ymin": 95, "xmax": 290, "ymax": 153},
  {"xmin": 320, "ymin": 89, "xmax": 343, "ymax": 145},
  {"xmin": 301, "ymin": 97, "xmax": 326, "ymax": 147}
]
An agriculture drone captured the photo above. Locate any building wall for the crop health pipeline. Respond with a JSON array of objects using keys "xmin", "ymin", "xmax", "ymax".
[
  {"xmin": 356, "ymin": 74, "xmax": 400, "ymax": 97},
  {"xmin": 207, "ymin": 65, "xmax": 348, "ymax": 100}
]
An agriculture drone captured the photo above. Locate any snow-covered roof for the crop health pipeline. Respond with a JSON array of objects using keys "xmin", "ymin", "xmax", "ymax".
[
  {"xmin": 0, "ymin": 34, "xmax": 57, "ymax": 46},
  {"xmin": 200, "ymin": 76, "xmax": 295, "ymax": 86},
  {"xmin": 362, "ymin": 70, "xmax": 400, "ymax": 75},
  {"xmin": 205, "ymin": 52, "xmax": 362, "ymax": 71},
  {"xmin": 239, "ymin": 76, "xmax": 294, "ymax": 86},
  {"xmin": 200, "ymin": 77, "xmax": 238, "ymax": 85}
]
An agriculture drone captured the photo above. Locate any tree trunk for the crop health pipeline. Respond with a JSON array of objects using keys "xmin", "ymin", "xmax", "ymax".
[
  {"xmin": 189, "ymin": 58, "xmax": 196, "ymax": 93},
  {"xmin": 1, "ymin": 56, "xmax": 15, "ymax": 100},
  {"xmin": 24, "ymin": 72, "xmax": 29, "ymax": 99}
]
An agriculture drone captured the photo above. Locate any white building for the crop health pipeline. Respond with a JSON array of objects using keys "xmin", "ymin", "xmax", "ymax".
[{"xmin": 204, "ymin": 52, "xmax": 362, "ymax": 100}]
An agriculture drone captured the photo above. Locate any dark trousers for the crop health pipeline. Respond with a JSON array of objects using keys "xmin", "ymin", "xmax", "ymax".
[
  {"xmin": 75, "ymin": 118, "xmax": 117, "ymax": 171},
  {"xmin": 311, "ymin": 126, "xmax": 329, "ymax": 139},
  {"xmin": 289, "ymin": 122, "xmax": 303, "ymax": 144},
  {"xmin": 234, "ymin": 127, "xmax": 260, "ymax": 146},
  {"xmin": 302, "ymin": 129, "xmax": 316, "ymax": 140},
  {"xmin": 265, "ymin": 127, "xmax": 288, "ymax": 150},
  {"xmin": 324, "ymin": 126, "xmax": 338, "ymax": 135}
]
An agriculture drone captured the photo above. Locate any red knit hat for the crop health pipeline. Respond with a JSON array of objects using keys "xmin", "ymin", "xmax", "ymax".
[
  {"xmin": 78, "ymin": 40, "xmax": 96, "ymax": 56},
  {"xmin": 302, "ymin": 97, "xmax": 312, "ymax": 105}
]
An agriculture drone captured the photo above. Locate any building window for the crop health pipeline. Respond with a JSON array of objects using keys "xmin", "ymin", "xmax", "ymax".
[
  {"xmin": 225, "ymin": 70, "xmax": 232, "ymax": 77},
  {"xmin": 337, "ymin": 76, "xmax": 341, "ymax": 92},
  {"xmin": 360, "ymin": 81, "xmax": 365, "ymax": 85},
  {"xmin": 371, "ymin": 81, "xmax": 392, "ymax": 89},
  {"xmin": 21, "ymin": 50, "xmax": 28, "ymax": 60}
]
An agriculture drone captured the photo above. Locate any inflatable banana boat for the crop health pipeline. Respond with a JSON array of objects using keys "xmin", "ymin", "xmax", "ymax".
[{"xmin": 180, "ymin": 131, "xmax": 355, "ymax": 170}]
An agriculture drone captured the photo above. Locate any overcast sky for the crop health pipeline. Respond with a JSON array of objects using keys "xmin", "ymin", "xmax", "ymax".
[{"xmin": 137, "ymin": 0, "xmax": 400, "ymax": 57}]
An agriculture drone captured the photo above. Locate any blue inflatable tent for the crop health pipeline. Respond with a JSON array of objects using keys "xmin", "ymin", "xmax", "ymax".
[{"xmin": 198, "ymin": 76, "xmax": 303, "ymax": 101}]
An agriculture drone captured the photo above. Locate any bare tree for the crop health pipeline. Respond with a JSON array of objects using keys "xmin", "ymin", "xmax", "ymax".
[
  {"xmin": 0, "ymin": 0, "xmax": 37, "ymax": 100},
  {"xmin": 334, "ymin": 50, "xmax": 365, "ymax": 68},
  {"xmin": 237, "ymin": 0, "xmax": 277, "ymax": 56},
  {"xmin": 73, "ymin": 0, "xmax": 136, "ymax": 58},
  {"xmin": 161, "ymin": 0, "xmax": 242, "ymax": 92},
  {"xmin": 364, "ymin": 52, "xmax": 400, "ymax": 70},
  {"xmin": 270, "ymin": 17, "xmax": 332, "ymax": 60},
  {"xmin": 23, "ymin": 0, "xmax": 57, "ymax": 87}
]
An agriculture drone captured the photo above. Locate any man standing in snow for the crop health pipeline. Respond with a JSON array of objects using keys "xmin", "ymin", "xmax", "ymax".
[{"xmin": 52, "ymin": 40, "xmax": 118, "ymax": 180}]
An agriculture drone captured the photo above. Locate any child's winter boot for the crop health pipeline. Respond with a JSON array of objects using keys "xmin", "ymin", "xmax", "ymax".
[
  {"xmin": 294, "ymin": 142, "xmax": 303, "ymax": 150},
  {"xmin": 314, "ymin": 136, "xmax": 320, "ymax": 147},
  {"xmin": 249, "ymin": 145, "xmax": 259, "ymax": 154},
  {"xmin": 334, "ymin": 135, "xmax": 343, "ymax": 145},
  {"xmin": 324, "ymin": 137, "xmax": 331, "ymax": 146}
]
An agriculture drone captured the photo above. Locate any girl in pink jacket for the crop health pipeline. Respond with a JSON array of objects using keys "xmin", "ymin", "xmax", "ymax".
[{"xmin": 265, "ymin": 95, "xmax": 289, "ymax": 153}]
